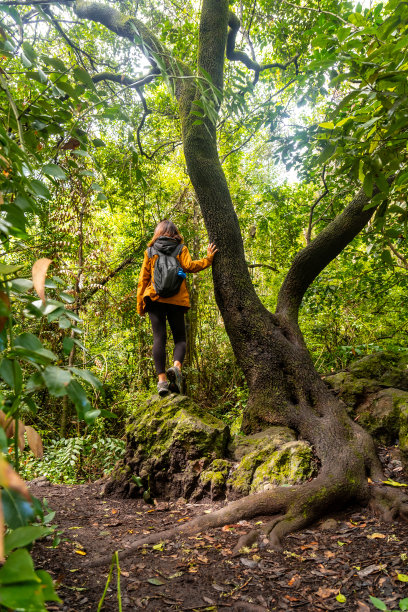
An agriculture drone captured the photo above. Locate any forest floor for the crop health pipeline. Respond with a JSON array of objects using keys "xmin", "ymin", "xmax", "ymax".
[{"xmin": 29, "ymin": 453, "xmax": 408, "ymax": 612}]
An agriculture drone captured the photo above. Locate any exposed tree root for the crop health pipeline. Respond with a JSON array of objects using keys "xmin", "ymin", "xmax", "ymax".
[{"xmin": 82, "ymin": 467, "xmax": 408, "ymax": 569}]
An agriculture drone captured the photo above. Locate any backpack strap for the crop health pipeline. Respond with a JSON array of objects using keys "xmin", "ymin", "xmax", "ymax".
[{"xmin": 173, "ymin": 244, "xmax": 184, "ymax": 258}]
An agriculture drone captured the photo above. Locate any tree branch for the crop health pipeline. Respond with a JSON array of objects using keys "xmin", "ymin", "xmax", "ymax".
[
  {"xmin": 276, "ymin": 178, "xmax": 394, "ymax": 323},
  {"xmin": 305, "ymin": 166, "xmax": 328, "ymax": 244},
  {"xmin": 227, "ymin": 11, "xmax": 299, "ymax": 84}
]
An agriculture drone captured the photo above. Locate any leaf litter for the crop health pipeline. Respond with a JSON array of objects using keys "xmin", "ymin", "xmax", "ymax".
[{"xmin": 27, "ymin": 478, "xmax": 408, "ymax": 611}]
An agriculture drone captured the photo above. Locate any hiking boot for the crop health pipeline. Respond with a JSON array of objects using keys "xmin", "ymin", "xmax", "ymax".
[
  {"xmin": 157, "ymin": 381, "xmax": 169, "ymax": 397},
  {"xmin": 166, "ymin": 366, "xmax": 183, "ymax": 394}
]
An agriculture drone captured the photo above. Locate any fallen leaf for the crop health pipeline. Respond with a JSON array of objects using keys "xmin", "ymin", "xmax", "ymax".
[
  {"xmin": 324, "ymin": 550, "xmax": 336, "ymax": 558},
  {"xmin": 74, "ymin": 550, "xmax": 86, "ymax": 556},
  {"xmin": 382, "ymin": 479, "xmax": 408, "ymax": 487},
  {"xmin": 25, "ymin": 425, "xmax": 44, "ymax": 458},
  {"xmin": 336, "ymin": 593, "xmax": 347, "ymax": 603},
  {"xmin": 316, "ymin": 587, "xmax": 337, "ymax": 599},
  {"xmin": 147, "ymin": 577, "xmax": 165, "ymax": 586},
  {"xmin": 32, "ymin": 258, "xmax": 52, "ymax": 305},
  {"xmin": 0, "ymin": 292, "xmax": 10, "ymax": 333},
  {"xmin": 367, "ymin": 533, "xmax": 386, "ymax": 539},
  {"xmin": 397, "ymin": 573, "xmax": 408, "ymax": 582}
]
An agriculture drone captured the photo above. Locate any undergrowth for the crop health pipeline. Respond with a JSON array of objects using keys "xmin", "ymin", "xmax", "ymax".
[{"xmin": 19, "ymin": 435, "xmax": 125, "ymax": 484}]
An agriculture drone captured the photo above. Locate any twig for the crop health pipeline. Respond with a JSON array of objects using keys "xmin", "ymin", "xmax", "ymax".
[
  {"xmin": 0, "ymin": 73, "xmax": 25, "ymax": 151},
  {"xmin": 306, "ymin": 166, "xmax": 329, "ymax": 244},
  {"xmin": 227, "ymin": 11, "xmax": 299, "ymax": 85},
  {"xmin": 280, "ymin": 0, "xmax": 349, "ymax": 25}
]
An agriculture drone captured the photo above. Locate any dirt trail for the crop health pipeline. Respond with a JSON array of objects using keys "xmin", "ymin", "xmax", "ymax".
[{"xmin": 28, "ymin": 480, "xmax": 408, "ymax": 611}]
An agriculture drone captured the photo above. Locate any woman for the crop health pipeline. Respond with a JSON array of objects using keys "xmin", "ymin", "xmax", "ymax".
[{"xmin": 137, "ymin": 219, "xmax": 217, "ymax": 396}]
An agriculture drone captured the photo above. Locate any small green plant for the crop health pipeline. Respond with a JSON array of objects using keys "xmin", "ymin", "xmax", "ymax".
[
  {"xmin": 369, "ymin": 595, "xmax": 408, "ymax": 611},
  {"xmin": 19, "ymin": 434, "xmax": 125, "ymax": 484}
]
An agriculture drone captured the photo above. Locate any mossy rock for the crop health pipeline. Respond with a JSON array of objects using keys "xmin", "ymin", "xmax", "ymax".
[
  {"xmin": 229, "ymin": 426, "xmax": 296, "ymax": 461},
  {"xmin": 349, "ymin": 352, "xmax": 408, "ymax": 390},
  {"xmin": 199, "ymin": 459, "xmax": 233, "ymax": 500},
  {"xmin": 226, "ymin": 428, "xmax": 302, "ymax": 498},
  {"xmin": 106, "ymin": 394, "xmax": 230, "ymax": 498},
  {"xmin": 355, "ymin": 388, "xmax": 408, "ymax": 445},
  {"xmin": 250, "ymin": 441, "xmax": 315, "ymax": 493}
]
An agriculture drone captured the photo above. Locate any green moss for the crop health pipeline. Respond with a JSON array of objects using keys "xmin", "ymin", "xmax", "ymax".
[
  {"xmin": 200, "ymin": 459, "xmax": 231, "ymax": 488},
  {"xmin": 250, "ymin": 441, "xmax": 314, "ymax": 493}
]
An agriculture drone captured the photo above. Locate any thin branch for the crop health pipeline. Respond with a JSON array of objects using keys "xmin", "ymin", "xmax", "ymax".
[
  {"xmin": 227, "ymin": 11, "xmax": 299, "ymax": 84},
  {"xmin": 248, "ymin": 262, "xmax": 278, "ymax": 272},
  {"xmin": 306, "ymin": 166, "xmax": 328, "ymax": 244},
  {"xmin": 0, "ymin": 73, "xmax": 25, "ymax": 151},
  {"xmin": 386, "ymin": 240, "xmax": 408, "ymax": 268},
  {"xmin": 280, "ymin": 0, "xmax": 349, "ymax": 25},
  {"xmin": 42, "ymin": 6, "xmax": 97, "ymax": 69},
  {"xmin": 221, "ymin": 130, "xmax": 256, "ymax": 163}
]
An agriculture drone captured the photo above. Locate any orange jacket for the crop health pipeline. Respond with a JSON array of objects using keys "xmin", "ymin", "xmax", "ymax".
[{"xmin": 137, "ymin": 244, "xmax": 214, "ymax": 315}]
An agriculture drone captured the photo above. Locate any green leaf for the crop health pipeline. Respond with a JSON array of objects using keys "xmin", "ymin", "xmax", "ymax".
[
  {"xmin": 2, "ymin": 489, "xmax": 35, "ymax": 529},
  {"xmin": 369, "ymin": 596, "xmax": 388, "ymax": 611},
  {"xmin": 84, "ymin": 409, "xmax": 101, "ymax": 424},
  {"xmin": 73, "ymin": 66, "xmax": 95, "ymax": 90},
  {"xmin": 0, "ymin": 548, "xmax": 39, "ymax": 585},
  {"xmin": 43, "ymin": 164, "xmax": 67, "ymax": 180},
  {"xmin": 0, "ymin": 583, "xmax": 48, "ymax": 610},
  {"xmin": 92, "ymin": 138, "xmax": 106, "ymax": 147},
  {"xmin": 35, "ymin": 570, "xmax": 61, "ymax": 603},
  {"xmin": 397, "ymin": 574, "xmax": 408, "ymax": 582},
  {"xmin": 42, "ymin": 366, "xmax": 71, "ymax": 396},
  {"xmin": 10, "ymin": 278, "xmax": 33, "ymax": 292},
  {"xmin": 4, "ymin": 526, "xmax": 54, "ymax": 556},
  {"xmin": 399, "ymin": 598, "xmax": 408, "ymax": 610},
  {"xmin": 363, "ymin": 173, "xmax": 374, "ymax": 197},
  {"xmin": 0, "ymin": 263, "xmax": 24, "ymax": 276},
  {"xmin": 14, "ymin": 332, "xmax": 42, "ymax": 351},
  {"xmin": 348, "ymin": 12, "xmax": 366, "ymax": 26},
  {"xmin": 336, "ymin": 594, "xmax": 346, "ymax": 603},
  {"xmin": 147, "ymin": 577, "xmax": 165, "ymax": 585},
  {"xmin": 0, "ymin": 358, "xmax": 23, "ymax": 393},
  {"xmin": 319, "ymin": 121, "xmax": 335, "ymax": 129},
  {"xmin": 70, "ymin": 367, "xmax": 101, "ymax": 389},
  {"xmin": 63, "ymin": 336, "xmax": 74, "ymax": 354},
  {"xmin": 0, "ymin": 423, "xmax": 7, "ymax": 450},
  {"xmin": 29, "ymin": 179, "xmax": 51, "ymax": 199},
  {"xmin": 66, "ymin": 380, "xmax": 91, "ymax": 419}
]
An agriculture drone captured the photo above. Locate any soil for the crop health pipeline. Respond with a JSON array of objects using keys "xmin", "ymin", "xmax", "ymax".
[{"xmin": 29, "ymin": 449, "xmax": 408, "ymax": 612}]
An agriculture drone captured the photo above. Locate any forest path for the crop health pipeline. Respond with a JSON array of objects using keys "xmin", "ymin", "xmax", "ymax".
[{"xmin": 29, "ymin": 480, "xmax": 408, "ymax": 612}]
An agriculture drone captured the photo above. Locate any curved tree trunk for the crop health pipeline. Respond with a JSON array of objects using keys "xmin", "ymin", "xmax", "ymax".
[{"xmin": 71, "ymin": 0, "xmax": 408, "ymax": 562}]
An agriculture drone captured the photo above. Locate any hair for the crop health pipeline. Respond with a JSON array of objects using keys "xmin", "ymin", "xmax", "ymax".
[{"xmin": 148, "ymin": 219, "xmax": 183, "ymax": 246}]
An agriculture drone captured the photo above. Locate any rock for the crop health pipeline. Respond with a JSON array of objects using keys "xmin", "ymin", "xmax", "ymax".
[
  {"xmin": 320, "ymin": 518, "xmax": 338, "ymax": 531},
  {"xmin": 105, "ymin": 393, "xmax": 230, "ymax": 499},
  {"xmin": 250, "ymin": 441, "xmax": 314, "ymax": 493},
  {"xmin": 325, "ymin": 352, "xmax": 408, "ymax": 452},
  {"xmin": 229, "ymin": 427, "xmax": 296, "ymax": 461},
  {"xmin": 199, "ymin": 458, "xmax": 233, "ymax": 500},
  {"xmin": 355, "ymin": 388, "xmax": 408, "ymax": 445},
  {"xmin": 227, "ymin": 432, "xmax": 313, "ymax": 498}
]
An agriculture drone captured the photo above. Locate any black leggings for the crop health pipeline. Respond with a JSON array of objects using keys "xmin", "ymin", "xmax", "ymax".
[{"xmin": 146, "ymin": 300, "xmax": 187, "ymax": 374}]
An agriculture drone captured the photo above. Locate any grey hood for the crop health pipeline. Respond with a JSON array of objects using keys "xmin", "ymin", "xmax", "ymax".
[{"xmin": 153, "ymin": 236, "xmax": 182, "ymax": 255}]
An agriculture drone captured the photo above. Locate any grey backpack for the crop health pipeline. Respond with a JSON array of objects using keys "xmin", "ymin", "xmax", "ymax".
[{"xmin": 148, "ymin": 243, "xmax": 185, "ymax": 298}]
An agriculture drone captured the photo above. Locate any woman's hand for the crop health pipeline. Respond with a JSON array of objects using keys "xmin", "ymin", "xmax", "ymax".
[{"xmin": 207, "ymin": 243, "xmax": 218, "ymax": 259}]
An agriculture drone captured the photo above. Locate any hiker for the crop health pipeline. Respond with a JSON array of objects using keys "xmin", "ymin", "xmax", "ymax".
[{"xmin": 137, "ymin": 219, "xmax": 218, "ymax": 396}]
